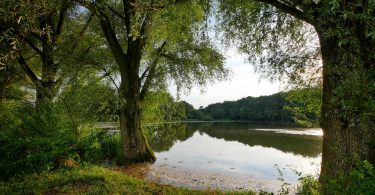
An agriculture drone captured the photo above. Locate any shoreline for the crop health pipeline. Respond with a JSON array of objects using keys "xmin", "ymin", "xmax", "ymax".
[{"xmin": 114, "ymin": 162, "xmax": 300, "ymax": 193}]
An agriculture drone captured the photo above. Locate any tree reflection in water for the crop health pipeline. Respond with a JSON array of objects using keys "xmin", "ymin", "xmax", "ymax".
[{"xmin": 147, "ymin": 122, "xmax": 322, "ymax": 157}]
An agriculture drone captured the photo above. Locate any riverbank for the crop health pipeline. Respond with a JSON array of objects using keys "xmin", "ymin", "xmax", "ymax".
[{"xmin": 0, "ymin": 166, "xmax": 255, "ymax": 194}]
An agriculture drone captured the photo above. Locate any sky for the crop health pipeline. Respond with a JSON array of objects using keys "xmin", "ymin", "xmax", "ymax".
[{"xmin": 168, "ymin": 49, "xmax": 283, "ymax": 109}]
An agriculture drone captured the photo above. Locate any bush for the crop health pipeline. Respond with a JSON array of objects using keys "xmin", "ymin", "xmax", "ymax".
[
  {"xmin": 297, "ymin": 161, "xmax": 375, "ymax": 195},
  {"xmin": 0, "ymin": 100, "xmax": 79, "ymax": 180},
  {"xmin": 0, "ymin": 98, "xmax": 124, "ymax": 180},
  {"xmin": 297, "ymin": 176, "xmax": 320, "ymax": 195},
  {"xmin": 76, "ymin": 126, "xmax": 121, "ymax": 164},
  {"xmin": 326, "ymin": 160, "xmax": 375, "ymax": 194}
]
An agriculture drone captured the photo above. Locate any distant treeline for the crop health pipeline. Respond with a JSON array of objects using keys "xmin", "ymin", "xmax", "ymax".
[{"xmin": 170, "ymin": 87, "xmax": 321, "ymax": 127}]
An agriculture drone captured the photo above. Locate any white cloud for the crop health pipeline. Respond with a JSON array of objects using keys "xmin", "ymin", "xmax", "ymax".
[{"xmin": 169, "ymin": 49, "xmax": 282, "ymax": 108}]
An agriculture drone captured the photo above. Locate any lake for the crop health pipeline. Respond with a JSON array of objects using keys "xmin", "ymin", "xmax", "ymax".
[{"xmin": 133, "ymin": 122, "xmax": 322, "ymax": 192}]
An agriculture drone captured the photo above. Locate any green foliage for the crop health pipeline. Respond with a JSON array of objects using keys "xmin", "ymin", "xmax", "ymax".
[
  {"xmin": 0, "ymin": 99, "xmax": 23, "ymax": 131},
  {"xmin": 188, "ymin": 92, "xmax": 312, "ymax": 125},
  {"xmin": 90, "ymin": 0, "xmax": 229, "ymax": 95},
  {"xmin": 142, "ymin": 91, "xmax": 176, "ymax": 124},
  {"xmin": 188, "ymin": 109, "xmax": 214, "ymax": 121},
  {"xmin": 325, "ymin": 160, "xmax": 375, "ymax": 195},
  {"xmin": 297, "ymin": 176, "xmax": 320, "ymax": 195},
  {"xmin": 142, "ymin": 91, "xmax": 199, "ymax": 125},
  {"xmin": 59, "ymin": 71, "xmax": 119, "ymax": 123},
  {"xmin": 0, "ymin": 91, "xmax": 120, "ymax": 180},
  {"xmin": 283, "ymin": 87, "xmax": 322, "ymax": 127},
  {"xmin": 216, "ymin": 0, "xmax": 321, "ymax": 86},
  {"xmin": 297, "ymin": 161, "xmax": 375, "ymax": 195},
  {"xmin": 174, "ymin": 101, "xmax": 196, "ymax": 120},
  {"xmin": 75, "ymin": 126, "xmax": 121, "ymax": 164},
  {"xmin": 186, "ymin": 89, "xmax": 321, "ymax": 127},
  {"xmin": 0, "ymin": 100, "xmax": 78, "ymax": 180}
]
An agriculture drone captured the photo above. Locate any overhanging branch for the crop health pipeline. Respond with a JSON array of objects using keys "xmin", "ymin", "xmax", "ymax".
[
  {"xmin": 69, "ymin": 13, "xmax": 94, "ymax": 54},
  {"xmin": 255, "ymin": 0, "xmax": 311, "ymax": 23}
]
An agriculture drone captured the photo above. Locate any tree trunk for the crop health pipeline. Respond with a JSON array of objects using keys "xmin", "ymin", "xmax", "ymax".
[
  {"xmin": 317, "ymin": 30, "xmax": 375, "ymax": 180},
  {"xmin": 118, "ymin": 64, "xmax": 156, "ymax": 164},
  {"xmin": 119, "ymin": 95, "xmax": 156, "ymax": 164},
  {"xmin": 95, "ymin": 2, "xmax": 156, "ymax": 164},
  {"xmin": 35, "ymin": 42, "xmax": 58, "ymax": 106}
]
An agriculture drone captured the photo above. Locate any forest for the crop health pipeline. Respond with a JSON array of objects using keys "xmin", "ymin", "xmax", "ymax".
[
  {"xmin": 186, "ymin": 87, "xmax": 320, "ymax": 127},
  {"xmin": 1, "ymin": 0, "xmax": 374, "ymax": 194}
]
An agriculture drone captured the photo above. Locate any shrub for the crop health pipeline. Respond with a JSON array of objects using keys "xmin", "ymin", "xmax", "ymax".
[
  {"xmin": 297, "ymin": 176, "xmax": 320, "ymax": 195},
  {"xmin": 0, "ymin": 100, "xmax": 79, "ymax": 180},
  {"xmin": 76, "ymin": 126, "xmax": 121, "ymax": 164},
  {"xmin": 326, "ymin": 160, "xmax": 375, "ymax": 194},
  {"xmin": 297, "ymin": 161, "xmax": 375, "ymax": 194}
]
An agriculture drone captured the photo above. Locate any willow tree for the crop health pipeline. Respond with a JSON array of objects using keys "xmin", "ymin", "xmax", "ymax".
[
  {"xmin": 77, "ymin": 0, "xmax": 227, "ymax": 163},
  {"xmin": 217, "ymin": 0, "xmax": 375, "ymax": 181},
  {"xmin": 0, "ymin": 0, "xmax": 99, "ymax": 108}
]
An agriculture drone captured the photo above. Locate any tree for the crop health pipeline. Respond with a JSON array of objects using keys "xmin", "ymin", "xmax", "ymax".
[
  {"xmin": 1, "ymin": 0, "xmax": 71, "ymax": 106},
  {"xmin": 217, "ymin": 0, "xmax": 375, "ymax": 182},
  {"xmin": 0, "ymin": 0, "xmax": 101, "ymax": 108},
  {"xmin": 189, "ymin": 92, "xmax": 302, "ymax": 123},
  {"xmin": 76, "ymin": 0, "xmax": 228, "ymax": 164}
]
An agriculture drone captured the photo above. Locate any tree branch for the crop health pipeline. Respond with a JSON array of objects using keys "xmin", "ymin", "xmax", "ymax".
[
  {"xmin": 139, "ymin": 12, "xmax": 149, "ymax": 36},
  {"xmin": 76, "ymin": 1, "xmax": 128, "ymax": 70},
  {"xmin": 123, "ymin": 0, "xmax": 133, "ymax": 36},
  {"xmin": 107, "ymin": 5, "xmax": 127, "ymax": 21},
  {"xmin": 139, "ymin": 66, "xmax": 150, "ymax": 82},
  {"xmin": 55, "ymin": 1, "xmax": 69, "ymax": 38},
  {"xmin": 101, "ymin": 68, "xmax": 119, "ymax": 91},
  {"xmin": 24, "ymin": 38, "xmax": 43, "ymax": 56},
  {"xmin": 98, "ymin": 9, "xmax": 127, "ymax": 72},
  {"xmin": 139, "ymin": 41, "xmax": 166, "ymax": 100},
  {"xmin": 30, "ymin": 31, "xmax": 45, "ymax": 44},
  {"xmin": 17, "ymin": 55, "xmax": 40, "ymax": 84},
  {"xmin": 255, "ymin": 0, "xmax": 311, "ymax": 23}
]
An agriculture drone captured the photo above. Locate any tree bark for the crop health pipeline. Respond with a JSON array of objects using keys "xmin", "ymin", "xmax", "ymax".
[
  {"xmin": 118, "ymin": 58, "xmax": 156, "ymax": 164},
  {"xmin": 34, "ymin": 17, "xmax": 60, "ymax": 106},
  {"xmin": 316, "ymin": 29, "xmax": 375, "ymax": 180},
  {"xmin": 119, "ymin": 86, "xmax": 156, "ymax": 164}
]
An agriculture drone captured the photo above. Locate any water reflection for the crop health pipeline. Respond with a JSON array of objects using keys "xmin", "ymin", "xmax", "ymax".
[
  {"xmin": 147, "ymin": 123, "xmax": 195, "ymax": 152},
  {"xmin": 147, "ymin": 122, "xmax": 322, "ymax": 183},
  {"xmin": 148, "ymin": 122, "xmax": 322, "ymax": 157}
]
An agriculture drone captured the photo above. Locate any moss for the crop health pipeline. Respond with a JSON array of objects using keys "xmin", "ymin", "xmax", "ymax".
[{"xmin": 0, "ymin": 165, "xmax": 255, "ymax": 195}]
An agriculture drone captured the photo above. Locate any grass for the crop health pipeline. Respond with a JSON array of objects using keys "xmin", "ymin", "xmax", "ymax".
[{"xmin": 0, "ymin": 166, "xmax": 255, "ymax": 195}]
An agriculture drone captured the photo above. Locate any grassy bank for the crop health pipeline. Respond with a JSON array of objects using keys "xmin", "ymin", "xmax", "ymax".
[{"xmin": 0, "ymin": 166, "xmax": 255, "ymax": 195}]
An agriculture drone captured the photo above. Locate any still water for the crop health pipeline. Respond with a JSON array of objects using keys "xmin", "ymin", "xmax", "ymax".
[{"xmin": 145, "ymin": 122, "xmax": 322, "ymax": 192}]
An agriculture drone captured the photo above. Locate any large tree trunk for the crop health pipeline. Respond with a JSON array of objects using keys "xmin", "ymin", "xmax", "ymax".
[
  {"xmin": 118, "ymin": 61, "xmax": 156, "ymax": 164},
  {"xmin": 119, "ymin": 94, "xmax": 156, "ymax": 164},
  {"xmin": 317, "ymin": 30, "xmax": 375, "ymax": 180}
]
